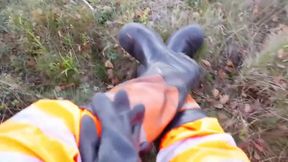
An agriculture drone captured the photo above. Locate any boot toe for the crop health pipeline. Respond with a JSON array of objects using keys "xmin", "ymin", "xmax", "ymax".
[
  {"xmin": 167, "ymin": 24, "xmax": 204, "ymax": 58},
  {"xmin": 118, "ymin": 23, "xmax": 165, "ymax": 65}
]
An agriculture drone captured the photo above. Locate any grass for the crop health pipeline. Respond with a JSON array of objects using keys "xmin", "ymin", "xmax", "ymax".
[
  {"xmin": 236, "ymin": 31, "xmax": 288, "ymax": 160},
  {"xmin": 0, "ymin": 0, "xmax": 288, "ymax": 161},
  {"xmin": 240, "ymin": 31, "xmax": 288, "ymax": 160}
]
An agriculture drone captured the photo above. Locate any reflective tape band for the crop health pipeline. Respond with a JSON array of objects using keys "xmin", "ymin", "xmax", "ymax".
[
  {"xmin": 9, "ymin": 105, "xmax": 78, "ymax": 151},
  {"xmin": 0, "ymin": 152, "xmax": 42, "ymax": 162},
  {"xmin": 157, "ymin": 133, "xmax": 236, "ymax": 162}
]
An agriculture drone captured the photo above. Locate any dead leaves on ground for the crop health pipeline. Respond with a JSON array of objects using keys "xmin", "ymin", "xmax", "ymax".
[
  {"xmin": 201, "ymin": 59, "xmax": 211, "ymax": 68},
  {"xmin": 220, "ymin": 94, "xmax": 230, "ymax": 104},
  {"xmin": 212, "ymin": 88, "xmax": 220, "ymax": 98},
  {"xmin": 277, "ymin": 48, "xmax": 288, "ymax": 62},
  {"xmin": 105, "ymin": 60, "xmax": 120, "ymax": 88},
  {"xmin": 104, "ymin": 60, "xmax": 114, "ymax": 69},
  {"xmin": 209, "ymin": 88, "xmax": 231, "ymax": 109}
]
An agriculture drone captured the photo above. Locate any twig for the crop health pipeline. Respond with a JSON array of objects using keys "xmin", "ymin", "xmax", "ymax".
[
  {"xmin": 0, "ymin": 80, "xmax": 16, "ymax": 88},
  {"xmin": 81, "ymin": 0, "xmax": 95, "ymax": 12}
]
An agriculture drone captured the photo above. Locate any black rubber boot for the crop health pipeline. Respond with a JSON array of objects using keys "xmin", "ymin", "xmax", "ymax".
[
  {"xmin": 167, "ymin": 24, "xmax": 204, "ymax": 58},
  {"xmin": 118, "ymin": 23, "xmax": 201, "ymax": 107}
]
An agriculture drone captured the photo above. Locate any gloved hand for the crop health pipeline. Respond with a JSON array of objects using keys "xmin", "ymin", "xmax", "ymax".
[
  {"xmin": 79, "ymin": 90, "xmax": 145, "ymax": 162},
  {"xmin": 106, "ymin": 23, "xmax": 204, "ymax": 143}
]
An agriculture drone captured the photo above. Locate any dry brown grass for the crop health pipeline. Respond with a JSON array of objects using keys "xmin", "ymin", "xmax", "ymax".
[{"xmin": 1, "ymin": 0, "xmax": 288, "ymax": 161}]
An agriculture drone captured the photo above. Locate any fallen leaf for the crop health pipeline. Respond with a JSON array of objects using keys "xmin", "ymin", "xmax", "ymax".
[
  {"xmin": 55, "ymin": 86, "xmax": 62, "ymax": 92},
  {"xmin": 112, "ymin": 77, "xmax": 119, "ymax": 85},
  {"xmin": 218, "ymin": 112, "xmax": 228, "ymax": 120},
  {"xmin": 107, "ymin": 69, "xmax": 114, "ymax": 79},
  {"xmin": 31, "ymin": 8, "xmax": 43, "ymax": 22},
  {"xmin": 253, "ymin": 152, "xmax": 261, "ymax": 160},
  {"xmin": 220, "ymin": 95, "xmax": 230, "ymax": 104},
  {"xmin": 192, "ymin": 12, "xmax": 200, "ymax": 19},
  {"xmin": 273, "ymin": 76, "xmax": 287, "ymax": 88},
  {"xmin": 272, "ymin": 15, "xmax": 278, "ymax": 22},
  {"xmin": 113, "ymin": 44, "xmax": 119, "ymax": 48},
  {"xmin": 93, "ymin": 86, "xmax": 100, "ymax": 91},
  {"xmin": 75, "ymin": 13, "xmax": 81, "ymax": 19},
  {"xmin": 277, "ymin": 48, "xmax": 288, "ymax": 60},
  {"xmin": 212, "ymin": 88, "xmax": 220, "ymax": 98},
  {"xmin": 244, "ymin": 104, "xmax": 252, "ymax": 113},
  {"xmin": 55, "ymin": 83, "xmax": 75, "ymax": 92},
  {"xmin": 105, "ymin": 60, "xmax": 114, "ymax": 69},
  {"xmin": 58, "ymin": 31, "xmax": 63, "ymax": 37},
  {"xmin": 214, "ymin": 103, "xmax": 224, "ymax": 109},
  {"xmin": 277, "ymin": 124, "xmax": 288, "ymax": 131},
  {"xmin": 26, "ymin": 58, "xmax": 36, "ymax": 67},
  {"xmin": 226, "ymin": 59, "xmax": 234, "ymax": 67},
  {"xmin": 107, "ymin": 85, "xmax": 114, "ymax": 89},
  {"xmin": 241, "ymin": 91, "xmax": 247, "ymax": 97},
  {"xmin": 103, "ymin": 6, "xmax": 112, "ymax": 12},
  {"xmin": 276, "ymin": 63, "xmax": 285, "ymax": 69},
  {"xmin": 218, "ymin": 69, "xmax": 227, "ymax": 80},
  {"xmin": 201, "ymin": 59, "xmax": 211, "ymax": 67},
  {"xmin": 230, "ymin": 101, "xmax": 238, "ymax": 109},
  {"xmin": 252, "ymin": 0, "xmax": 260, "ymax": 17}
]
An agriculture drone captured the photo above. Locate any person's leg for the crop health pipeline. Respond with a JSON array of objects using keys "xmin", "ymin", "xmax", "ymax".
[
  {"xmin": 166, "ymin": 24, "xmax": 205, "ymax": 112},
  {"xmin": 155, "ymin": 25, "xmax": 249, "ymax": 162},
  {"xmin": 106, "ymin": 23, "xmax": 204, "ymax": 144}
]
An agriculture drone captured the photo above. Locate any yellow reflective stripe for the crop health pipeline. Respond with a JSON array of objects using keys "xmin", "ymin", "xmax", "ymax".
[
  {"xmin": 157, "ymin": 133, "xmax": 237, "ymax": 162},
  {"xmin": 170, "ymin": 141, "xmax": 250, "ymax": 162},
  {"xmin": 0, "ymin": 152, "xmax": 42, "ymax": 162},
  {"xmin": 0, "ymin": 121, "xmax": 77, "ymax": 162},
  {"xmin": 33, "ymin": 100, "xmax": 81, "ymax": 141},
  {"xmin": 158, "ymin": 117, "xmax": 250, "ymax": 162},
  {"xmin": 160, "ymin": 117, "xmax": 224, "ymax": 148},
  {"xmin": 9, "ymin": 106, "xmax": 78, "ymax": 150},
  {"xmin": 0, "ymin": 123, "xmax": 40, "ymax": 158},
  {"xmin": 34, "ymin": 100, "xmax": 101, "ymax": 145}
]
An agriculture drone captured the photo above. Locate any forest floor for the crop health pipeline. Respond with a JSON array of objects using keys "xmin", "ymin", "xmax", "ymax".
[{"xmin": 0, "ymin": 0, "xmax": 288, "ymax": 161}]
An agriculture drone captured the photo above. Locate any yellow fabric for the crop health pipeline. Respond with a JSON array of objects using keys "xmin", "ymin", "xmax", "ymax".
[
  {"xmin": 0, "ymin": 122, "xmax": 77, "ymax": 162},
  {"xmin": 34, "ymin": 100, "xmax": 82, "ymax": 141},
  {"xmin": 171, "ymin": 141, "xmax": 249, "ymax": 162},
  {"xmin": 160, "ymin": 117, "xmax": 224, "ymax": 149},
  {"xmin": 160, "ymin": 117, "xmax": 250, "ymax": 162},
  {"xmin": 0, "ymin": 100, "xmax": 100, "ymax": 162}
]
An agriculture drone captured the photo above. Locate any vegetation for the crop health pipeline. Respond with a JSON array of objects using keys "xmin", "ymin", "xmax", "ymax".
[{"xmin": 0, "ymin": 0, "xmax": 287, "ymax": 161}]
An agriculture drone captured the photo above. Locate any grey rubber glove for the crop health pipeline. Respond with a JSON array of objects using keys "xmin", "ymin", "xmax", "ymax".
[{"xmin": 80, "ymin": 90, "xmax": 145, "ymax": 162}]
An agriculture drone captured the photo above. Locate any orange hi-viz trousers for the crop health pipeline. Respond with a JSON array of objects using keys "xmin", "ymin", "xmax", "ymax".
[{"xmin": 0, "ymin": 75, "xmax": 249, "ymax": 162}]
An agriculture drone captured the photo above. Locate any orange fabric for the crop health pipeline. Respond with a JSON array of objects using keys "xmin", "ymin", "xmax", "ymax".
[
  {"xmin": 180, "ymin": 94, "xmax": 201, "ymax": 111},
  {"xmin": 108, "ymin": 75, "xmax": 179, "ymax": 142},
  {"xmin": 0, "ymin": 100, "xmax": 101, "ymax": 162},
  {"xmin": 160, "ymin": 118, "xmax": 224, "ymax": 149}
]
